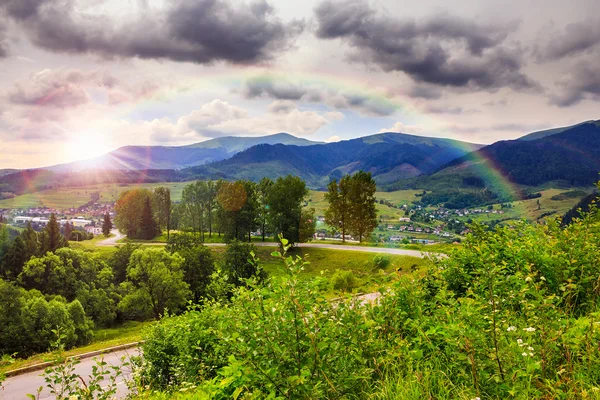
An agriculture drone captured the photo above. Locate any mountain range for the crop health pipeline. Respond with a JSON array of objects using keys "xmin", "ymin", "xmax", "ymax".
[
  {"xmin": 1, "ymin": 120, "xmax": 600, "ymax": 206},
  {"xmin": 49, "ymin": 133, "xmax": 319, "ymax": 172}
]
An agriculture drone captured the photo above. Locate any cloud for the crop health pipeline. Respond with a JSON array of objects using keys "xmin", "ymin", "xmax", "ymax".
[
  {"xmin": 407, "ymin": 85, "xmax": 443, "ymax": 100},
  {"xmin": 550, "ymin": 62, "xmax": 600, "ymax": 107},
  {"xmin": 423, "ymin": 105, "xmax": 479, "ymax": 115},
  {"xmin": 325, "ymin": 135, "xmax": 341, "ymax": 143},
  {"xmin": 149, "ymin": 99, "xmax": 340, "ymax": 143},
  {"xmin": 379, "ymin": 122, "xmax": 428, "ymax": 135},
  {"xmin": 536, "ymin": 19, "xmax": 600, "ymax": 61},
  {"xmin": 241, "ymin": 77, "xmax": 398, "ymax": 116},
  {"xmin": 267, "ymin": 100, "xmax": 297, "ymax": 114},
  {"xmin": 2, "ymin": 0, "xmax": 303, "ymax": 65},
  {"xmin": 314, "ymin": 0, "xmax": 538, "ymax": 91},
  {"xmin": 0, "ymin": 19, "xmax": 8, "ymax": 58}
]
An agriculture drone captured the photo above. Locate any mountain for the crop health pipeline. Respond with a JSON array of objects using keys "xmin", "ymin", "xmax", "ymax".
[
  {"xmin": 0, "ymin": 169, "xmax": 18, "ymax": 177},
  {"xmin": 49, "ymin": 133, "xmax": 320, "ymax": 172},
  {"xmin": 187, "ymin": 133, "xmax": 482, "ymax": 187},
  {"xmin": 518, "ymin": 120, "xmax": 600, "ymax": 141},
  {"xmin": 383, "ymin": 122, "xmax": 600, "ymax": 207}
]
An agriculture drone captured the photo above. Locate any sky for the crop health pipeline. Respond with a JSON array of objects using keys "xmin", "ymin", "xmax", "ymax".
[{"xmin": 0, "ymin": 0, "xmax": 599, "ymax": 169}]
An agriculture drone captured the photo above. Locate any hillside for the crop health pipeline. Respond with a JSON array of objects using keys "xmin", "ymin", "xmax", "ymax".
[
  {"xmin": 518, "ymin": 120, "xmax": 600, "ymax": 141},
  {"xmin": 49, "ymin": 133, "xmax": 320, "ymax": 172},
  {"xmin": 188, "ymin": 133, "xmax": 481, "ymax": 187}
]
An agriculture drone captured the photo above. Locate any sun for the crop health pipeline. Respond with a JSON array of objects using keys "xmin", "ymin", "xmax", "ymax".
[{"xmin": 64, "ymin": 132, "xmax": 113, "ymax": 162}]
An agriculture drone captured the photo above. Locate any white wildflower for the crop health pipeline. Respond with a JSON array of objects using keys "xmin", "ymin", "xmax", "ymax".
[
  {"xmin": 529, "ymin": 352, "xmax": 534, "ymax": 357},
  {"xmin": 517, "ymin": 338, "xmax": 523, "ymax": 345},
  {"xmin": 522, "ymin": 352, "xmax": 528, "ymax": 357},
  {"xmin": 507, "ymin": 326, "xmax": 516, "ymax": 332},
  {"xmin": 525, "ymin": 276, "xmax": 532, "ymax": 282},
  {"xmin": 524, "ymin": 327, "xmax": 536, "ymax": 332},
  {"xmin": 528, "ymin": 346, "xmax": 534, "ymax": 351},
  {"xmin": 540, "ymin": 276, "xmax": 546, "ymax": 281}
]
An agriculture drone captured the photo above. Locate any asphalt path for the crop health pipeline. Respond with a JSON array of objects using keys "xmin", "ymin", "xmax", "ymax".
[
  {"xmin": 1, "ymin": 348, "xmax": 139, "ymax": 400},
  {"xmin": 98, "ymin": 230, "xmax": 439, "ymax": 258}
]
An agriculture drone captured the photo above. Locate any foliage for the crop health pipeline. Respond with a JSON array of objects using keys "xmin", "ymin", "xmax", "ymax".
[
  {"xmin": 216, "ymin": 180, "xmax": 259, "ymax": 242},
  {"xmin": 102, "ymin": 212, "xmax": 113, "ymax": 237},
  {"xmin": 153, "ymin": 187, "xmax": 172, "ymax": 239},
  {"xmin": 120, "ymin": 248, "xmax": 190, "ymax": 320},
  {"xmin": 115, "ymin": 189, "xmax": 159, "ymax": 239},
  {"xmin": 372, "ymin": 254, "xmax": 391, "ymax": 269},
  {"xmin": 0, "ymin": 280, "xmax": 94, "ymax": 356},
  {"xmin": 267, "ymin": 175, "xmax": 308, "ymax": 245},
  {"xmin": 138, "ymin": 190, "xmax": 600, "ymax": 399},
  {"xmin": 326, "ymin": 171, "xmax": 378, "ymax": 242},
  {"xmin": 221, "ymin": 240, "xmax": 265, "ymax": 288},
  {"xmin": 331, "ymin": 269, "xmax": 357, "ymax": 293},
  {"xmin": 299, "ymin": 208, "xmax": 316, "ymax": 242}
]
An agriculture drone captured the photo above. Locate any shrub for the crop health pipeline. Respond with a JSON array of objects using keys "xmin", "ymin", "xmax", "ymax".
[
  {"xmin": 373, "ymin": 254, "xmax": 391, "ymax": 269},
  {"xmin": 332, "ymin": 269, "xmax": 357, "ymax": 293}
]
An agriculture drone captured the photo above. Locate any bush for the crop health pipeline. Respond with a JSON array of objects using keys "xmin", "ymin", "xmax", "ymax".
[
  {"xmin": 373, "ymin": 254, "xmax": 391, "ymax": 269},
  {"xmin": 331, "ymin": 269, "xmax": 357, "ymax": 293}
]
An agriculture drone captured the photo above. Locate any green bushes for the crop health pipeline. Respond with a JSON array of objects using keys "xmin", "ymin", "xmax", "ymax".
[
  {"xmin": 331, "ymin": 269, "xmax": 357, "ymax": 293},
  {"xmin": 373, "ymin": 254, "xmax": 391, "ymax": 269},
  {"xmin": 0, "ymin": 280, "xmax": 93, "ymax": 356},
  {"xmin": 138, "ymin": 194, "xmax": 600, "ymax": 399}
]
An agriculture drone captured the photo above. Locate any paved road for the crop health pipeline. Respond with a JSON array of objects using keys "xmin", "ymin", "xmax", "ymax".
[
  {"xmin": 98, "ymin": 231, "xmax": 438, "ymax": 258},
  {"xmin": 1, "ymin": 348, "xmax": 139, "ymax": 400}
]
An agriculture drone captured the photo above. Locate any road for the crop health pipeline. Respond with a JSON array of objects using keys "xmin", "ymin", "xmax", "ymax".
[
  {"xmin": 98, "ymin": 230, "xmax": 438, "ymax": 258},
  {"xmin": 1, "ymin": 348, "xmax": 138, "ymax": 400}
]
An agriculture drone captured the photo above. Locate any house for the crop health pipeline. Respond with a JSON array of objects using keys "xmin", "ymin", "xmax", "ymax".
[
  {"xmin": 398, "ymin": 217, "xmax": 410, "ymax": 222},
  {"xmin": 85, "ymin": 226, "xmax": 103, "ymax": 235}
]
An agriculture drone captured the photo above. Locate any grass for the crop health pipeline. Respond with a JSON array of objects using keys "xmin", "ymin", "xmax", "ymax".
[
  {"xmin": 251, "ymin": 247, "xmax": 430, "ymax": 297},
  {"xmin": 0, "ymin": 320, "xmax": 153, "ymax": 374}
]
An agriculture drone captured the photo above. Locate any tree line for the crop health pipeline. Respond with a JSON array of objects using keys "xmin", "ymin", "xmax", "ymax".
[{"xmin": 114, "ymin": 175, "xmax": 316, "ymax": 245}]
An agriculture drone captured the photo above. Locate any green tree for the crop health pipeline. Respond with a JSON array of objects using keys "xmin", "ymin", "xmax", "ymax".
[
  {"xmin": 114, "ymin": 189, "xmax": 154, "ymax": 239},
  {"xmin": 299, "ymin": 208, "xmax": 316, "ymax": 242},
  {"xmin": 102, "ymin": 212, "xmax": 113, "ymax": 237},
  {"xmin": 257, "ymin": 177, "xmax": 274, "ymax": 241},
  {"xmin": 42, "ymin": 214, "xmax": 66, "ymax": 253},
  {"xmin": 267, "ymin": 175, "xmax": 308, "ymax": 245},
  {"xmin": 139, "ymin": 196, "xmax": 159, "ymax": 240},
  {"xmin": 22, "ymin": 221, "xmax": 39, "ymax": 258},
  {"xmin": 121, "ymin": 248, "xmax": 190, "ymax": 320},
  {"xmin": 178, "ymin": 245, "xmax": 215, "ymax": 303},
  {"xmin": 347, "ymin": 171, "xmax": 378, "ymax": 243},
  {"xmin": 324, "ymin": 176, "xmax": 351, "ymax": 242},
  {"xmin": 108, "ymin": 243, "xmax": 140, "ymax": 284},
  {"xmin": 222, "ymin": 240, "xmax": 265, "ymax": 287},
  {"xmin": 217, "ymin": 181, "xmax": 259, "ymax": 242},
  {"xmin": 153, "ymin": 187, "xmax": 172, "ymax": 239},
  {"xmin": 181, "ymin": 181, "xmax": 206, "ymax": 237},
  {"xmin": 63, "ymin": 221, "xmax": 73, "ymax": 242}
]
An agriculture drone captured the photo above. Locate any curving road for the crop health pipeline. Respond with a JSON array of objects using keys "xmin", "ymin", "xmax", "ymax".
[
  {"xmin": 97, "ymin": 232, "xmax": 438, "ymax": 258},
  {"xmin": 1, "ymin": 348, "xmax": 139, "ymax": 400}
]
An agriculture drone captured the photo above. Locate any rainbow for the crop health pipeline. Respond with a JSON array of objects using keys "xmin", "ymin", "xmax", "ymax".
[{"xmin": 9, "ymin": 68, "xmax": 524, "ymax": 206}]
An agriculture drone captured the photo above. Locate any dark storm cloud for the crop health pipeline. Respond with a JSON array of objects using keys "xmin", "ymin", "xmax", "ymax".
[
  {"xmin": 551, "ymin": 63, "xmax": 600, "ymax": 107},
  {"xmin": 537, "ymin": 19, "xmax": 600, "ymax": 61},
  {"xmin": 241, "ymin": 77, "xmax": 397, "ymax": 116},
  {"xmin": 314, "ymin": 0, "xmax": 538, "ymax": 91},
  {"xmin": 407, "ymin": 85, "xmax": 443, "ymax": 100},
  {"xmin": 1, "ymin": 0, "xmax": 303, "ymax": 64}
]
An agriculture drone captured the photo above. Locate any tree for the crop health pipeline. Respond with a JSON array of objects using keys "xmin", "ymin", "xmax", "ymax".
[
  {"xmin": 121, "ymin": 248, "xmax": 190, "ymax": 320},
  {"xmin": 153, "ymin": 187, "xmax": 172, "ymax": 239},
  {"xmin": 181, "ymin": 181, "xmax": 206, "ymax": 237},
  {"xmin": 347, "ymin": 171, "xmax": 378, "ymax": 243},
  {"xmin": 115, "ymin": 189, "xmax": 154, "ymax": 239},
  {"xmin": 299, "ymin": 208, "xmax": 316, "ymax": 242},
  {"xmin": 42, "ymin": 213, "xmax": 66, "ymax": 253},
  {"xmin": 257, "ymin": 177, "xmax": 274, "ymax": 241},
  {"xmin": 205, "ymin": 181, "xmax": 217, "ymax": 238},
  {"xmin": 140, "ymin": 196, "xmax": 159, "ymax": 240},
  {"xmin": 22, "ymin": 221, "xmax": 39, "ymax": 258},
  {"xmin": 217, "ymin": 181, "xmax": 259, "ymax": 242},
  {"xmin": 324, "ymin": 176, "xmax": 351, "ymax": 242},
  {"xmin": 102, "ymin": 212, "xmax": 113, "ymax": 237},
  {"xmin": 267, "ymin": 176, "xmax": 308, "ymax": 245},
  {"xmin": 222, "ymin": 240, "xmax": 265, "ymax": 287},
  {"xmin": 109, "ymin": 243, "xmax": 141, "ymax": 284},
  {"xmin": 63, "ymin": 221, "xmax": 73, "ymax": 242},
  {"xmin": 178, "ymin": 245, "xmax": 215, "ymax": 303}
]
